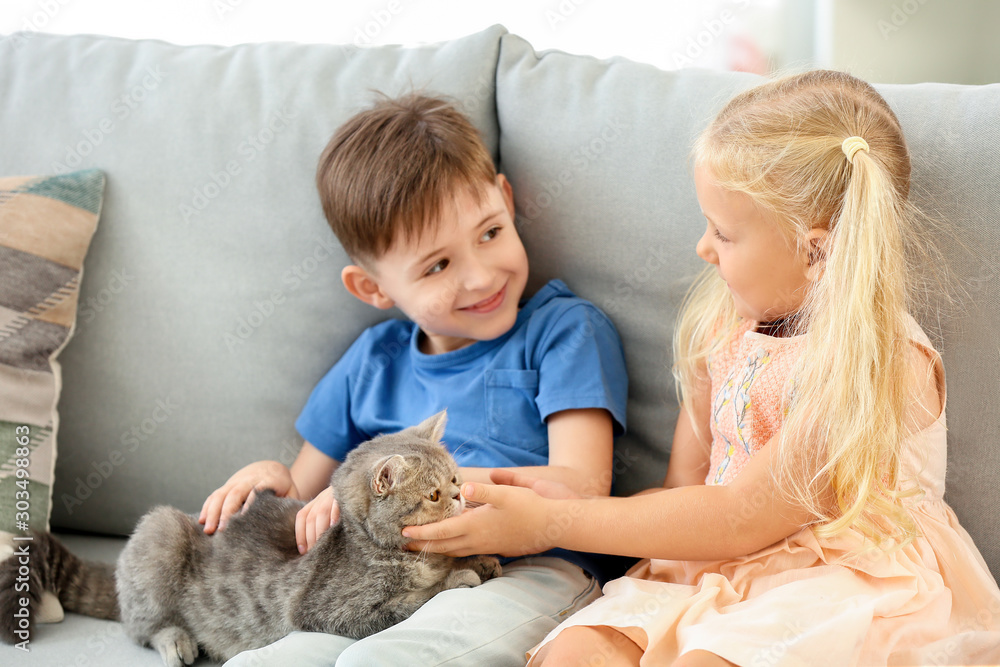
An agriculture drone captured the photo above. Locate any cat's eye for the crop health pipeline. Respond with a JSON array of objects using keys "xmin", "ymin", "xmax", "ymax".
[
  {"xmin": 451, "ymin": 476, "xmax": 457, "ymax": 484},
  {"xmin": 428, "ymin": 490, "xmax": 440, "ymax": 502}
]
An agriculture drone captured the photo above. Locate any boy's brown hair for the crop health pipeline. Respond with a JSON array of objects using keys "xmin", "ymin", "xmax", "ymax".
[{"xmin": 316, "ymin": 93, "xmax": 497, "ymax": 265}]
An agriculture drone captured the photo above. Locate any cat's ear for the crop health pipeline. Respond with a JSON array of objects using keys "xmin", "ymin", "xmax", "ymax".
[
  {"xmin": 412, "ymin": 410, "xmax": 448, "ymax": 444},
  {"xmin": 371, "ymin": 454, "xmax": 407, "ymax": 497}
]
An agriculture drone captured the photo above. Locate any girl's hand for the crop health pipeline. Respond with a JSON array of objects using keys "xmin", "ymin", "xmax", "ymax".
[
  {"xmin": 199, "ymin": 460, "xmax": 297, "ymax": 534},
  {"xmin": 403, "ymin": 482, "xmax": 563, "ymax": 557},
  {"xmin": 487, "ymin": 468, "xmax": 584, "ymax": 500},
  {"xmin": 295, "ymin": 486, "xmax": 340, "ymax": 554}
]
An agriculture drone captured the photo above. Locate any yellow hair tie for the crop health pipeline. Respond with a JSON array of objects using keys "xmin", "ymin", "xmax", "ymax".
[{"xmin": 842, "ymin": 136, "xmax": 869, "ymax": 163}]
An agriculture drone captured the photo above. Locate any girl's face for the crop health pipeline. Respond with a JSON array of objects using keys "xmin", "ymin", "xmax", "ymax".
[{"xmin": 693, "ymin": 165, "xmax": 816, "ymax": 323}]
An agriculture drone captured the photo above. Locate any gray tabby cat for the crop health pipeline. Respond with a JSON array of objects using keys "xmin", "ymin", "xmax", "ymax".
[{"xmin": 0, "ymin": 411, "xmax": 501, "ymax": 666}]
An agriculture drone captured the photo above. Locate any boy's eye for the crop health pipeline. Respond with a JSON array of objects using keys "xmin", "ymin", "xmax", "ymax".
[
  {"xmin": 425, "ymin": 259, "xmax": 449, "ymax": 276},
  {"xmin": 480, "ymin": 226, "xmax": 500, "ymax": 242},
  {"xmin": 428, "ymin": 490, "xmax": 440, "ymax": 502},
  {"xmin": 713, "ymin": 228, "xmax": 730, "ymax": 243}
]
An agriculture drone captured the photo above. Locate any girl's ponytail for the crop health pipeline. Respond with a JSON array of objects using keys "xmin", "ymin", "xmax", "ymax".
[{"xmin": 788, "ymin": 135, "xmax": 918, "ymax": 546}]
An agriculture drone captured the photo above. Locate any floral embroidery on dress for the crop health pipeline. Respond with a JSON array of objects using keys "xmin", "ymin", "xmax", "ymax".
[{"xmin": 711, "ymin": 346, "xmax": 770, "ymax": 483}]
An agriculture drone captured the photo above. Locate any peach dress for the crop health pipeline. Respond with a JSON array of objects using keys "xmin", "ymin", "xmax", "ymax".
[{"xmin": 528, "ymin": 317, "xmax": 1000, "ymax": 666}]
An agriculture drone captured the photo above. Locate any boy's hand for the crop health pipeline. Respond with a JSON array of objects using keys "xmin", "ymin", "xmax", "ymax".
[
  {"xmin": 402, "ymin": 482, "xmax": 561, "ymax": 557},
  {"xmin": 295, "ymin": 486, "xmax": 340, "ymax": 554},
  {"xmin": 199, "ymin": 460, "xmax": 297, "ymax": 534}
]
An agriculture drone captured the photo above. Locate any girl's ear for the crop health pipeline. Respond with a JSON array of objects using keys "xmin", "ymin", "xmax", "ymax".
[
  {"xmin": 803, "ymin": 228, "xmax": 830, "ymax": 282},
  {"xmin": 342, "ymin": 265, "xmax": 395, "ymax": 310}
]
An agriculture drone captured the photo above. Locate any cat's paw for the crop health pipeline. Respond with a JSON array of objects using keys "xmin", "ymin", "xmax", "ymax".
[
  {"xmin": 466, "ymin": 555, "xmax": 502, "ymax": 582},
  {"xmin": 150, "ymin": 626, "xmax": 197, "ymax": 667},
  {"xmin": 444, "ymin": 568, "xmax": 482, "ymax": 589}
]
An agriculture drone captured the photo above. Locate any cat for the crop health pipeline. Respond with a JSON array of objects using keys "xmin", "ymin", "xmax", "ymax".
[{"xmin": 0, "ymin": 411, "xmax": 501, "ymax": 666}]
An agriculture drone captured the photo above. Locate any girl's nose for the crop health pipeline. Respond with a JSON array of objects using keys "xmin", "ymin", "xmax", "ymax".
[{"xmin": 696, "ymin": 228, "xmax": 717, "ymax": 265}]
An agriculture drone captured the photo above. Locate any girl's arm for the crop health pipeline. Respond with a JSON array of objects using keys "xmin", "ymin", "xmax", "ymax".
[
  {"xmin": 405, "ymin": 425, "xmax": 818, "ymax": 560},
  {"xmin": 664, "ymin": 366, "xmax": 713, "ymax": 489},
  {"xmin": 459, "ymin": 408, "xmax": 614, "ymax": 497},
  {"xmin": 633, "ymin": 366, "xmax": 712, "ymax": 497},
  {"xmin": 406, "ymin": 346, "xmax": 943, "ymax": 560},
  {"xmin": 404, "ymin": 370, "xmax": 813, "ymax": 561}
]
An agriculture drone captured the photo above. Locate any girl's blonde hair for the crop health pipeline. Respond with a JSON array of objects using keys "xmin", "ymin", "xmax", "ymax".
[{"xmin": 675, "ymin": 70, "xmax": 935, "ymax": 548}]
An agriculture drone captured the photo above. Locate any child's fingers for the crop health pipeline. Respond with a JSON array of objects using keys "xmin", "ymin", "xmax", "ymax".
[
  {"xmin": 305, "ymin": 515, "xmax": 315, "ymax": 553},
  {"xmin": 200, "ymin": 491, "xmax": 227, "ymax": 533},
  {"xmin": 217, "ymin": 488, "xmax": 250, "ymax": 531},
  {"xmin": 402, "ymin": 511, "xmax": 470, "ymax": 542},
  {"xmin": 403, "ymin": 537, "xmax": 476, "ymax": 557},
  {"xmin": 329, "ymin": 498, "xmax": 341, "ymax": 525},
  {"xmin": 488, "ymin": 468, "xmax": 537, "ymax": 488},
  {"xmin": 310, "ymin": 512, "xmax": 328, "ymax": 551},
  {"xmin": 295, "ymin": 508, "xmax": 307, "ymax": 554},
  {"xmin": 461, "ymin": 482, "xmax": 504, "ymax": 506}
]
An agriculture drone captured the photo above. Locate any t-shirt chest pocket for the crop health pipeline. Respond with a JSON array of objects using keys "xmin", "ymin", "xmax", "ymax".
[{"xmin": 484, "ymin": 369, "xmax": 544, "ymax": 450}]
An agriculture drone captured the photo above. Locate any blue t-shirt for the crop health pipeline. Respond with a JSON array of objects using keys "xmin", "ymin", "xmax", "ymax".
[
  {"xmin": 295, "ymin": 279, "xmax": 632, "ymax": 583},
  {"xmin": 296, "ymin": 279, "xmax": 627, "ymax": 464}
]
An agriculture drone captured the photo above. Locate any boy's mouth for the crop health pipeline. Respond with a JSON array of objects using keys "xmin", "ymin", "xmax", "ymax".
[{"xmin": 460, "ymin": 284, "xmax": 506, "ymax": 314}]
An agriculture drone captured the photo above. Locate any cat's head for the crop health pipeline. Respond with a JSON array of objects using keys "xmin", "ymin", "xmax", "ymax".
[{"xmin": 333, "ymin": 411, "xmax": 463, "ymax": 548}]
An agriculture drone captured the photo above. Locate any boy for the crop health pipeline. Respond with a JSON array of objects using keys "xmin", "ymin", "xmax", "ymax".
[{"xmin": 199, "ymin": 94, "xmax": 628, "ymax": 666}]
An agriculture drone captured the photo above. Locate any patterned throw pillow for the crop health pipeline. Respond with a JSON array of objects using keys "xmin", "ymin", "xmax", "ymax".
[{"xmin": 0, "ymin": 170, "xmax": 105, "ymax": 534}]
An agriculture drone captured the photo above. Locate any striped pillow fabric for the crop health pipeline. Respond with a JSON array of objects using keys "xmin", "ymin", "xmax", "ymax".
[{"xmin": 0, "ymin": 170, "xmax": 105, "ymax": 534}]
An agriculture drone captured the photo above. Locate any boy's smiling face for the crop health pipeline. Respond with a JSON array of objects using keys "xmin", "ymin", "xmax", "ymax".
[{"xmin": 343, "ymin": 175, "xmax": 529, "ymax": 355}]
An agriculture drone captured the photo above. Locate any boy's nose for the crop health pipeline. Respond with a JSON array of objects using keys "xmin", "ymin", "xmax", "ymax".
[{"xmin": 462, "ymin": 258, "xmax": 493, "ymax": 290}]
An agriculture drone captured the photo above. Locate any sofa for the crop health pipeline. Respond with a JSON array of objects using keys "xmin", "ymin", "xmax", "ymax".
[{"xmin": 1, "ymin": 24, "xmax": 997, "ymax": 666}]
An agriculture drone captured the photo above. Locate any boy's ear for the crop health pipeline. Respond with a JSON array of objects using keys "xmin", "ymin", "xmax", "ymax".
[
  {"xmin": 341, "ymin": 265, "xmax": 395, "ymax": 310},
  {"xmin": 497, "ymin": 173, "xmax": 515, "ymax": 220}
]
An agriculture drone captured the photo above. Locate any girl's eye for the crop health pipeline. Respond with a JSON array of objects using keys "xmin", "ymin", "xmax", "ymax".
[
  {"xmin": 425, "ymin": 259, "xmax": 449, "ymax": 276},
  {"xmin": 480, "ymin": 226, "xmax": 500, "ymax": 242},
  {"xmin": 428, "ymin": 490, "xmax": 440, "ymax": 502},
  {"xmin": 713, "ymin": 228, "xmax": 730, "ymax": 243}
]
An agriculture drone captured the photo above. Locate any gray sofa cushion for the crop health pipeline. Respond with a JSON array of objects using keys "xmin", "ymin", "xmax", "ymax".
[
  {"xmin": 496, "ymin": 33, "xmax": 1000, "ymax": 580},
  {"xmin": 0, "ymin": 25, "xmax": 507, "ymax": 536}
]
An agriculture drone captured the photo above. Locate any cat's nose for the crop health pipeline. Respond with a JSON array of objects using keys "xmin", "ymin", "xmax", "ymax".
[{"xmin": 452, "ymin": 492, "xmax": 460, "ymax": 501}]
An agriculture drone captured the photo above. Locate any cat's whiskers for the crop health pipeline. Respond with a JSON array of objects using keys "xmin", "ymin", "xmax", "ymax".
[
  {"xmin": 449, "ymin": 439, "xmax": 474, "ymax": 465},
  {"xmin": 417, "ymin": 540, "xmax": 433, "ymax": 565}
]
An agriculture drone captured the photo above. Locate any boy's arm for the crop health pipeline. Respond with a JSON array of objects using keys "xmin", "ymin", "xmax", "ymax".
[
  {"xmin": 460, "ymin": 407, "xmax": 614, "ymax": 497},
  {"xmin": 290, "ymin": 440, "xmax": 341, "ymax": 500}
]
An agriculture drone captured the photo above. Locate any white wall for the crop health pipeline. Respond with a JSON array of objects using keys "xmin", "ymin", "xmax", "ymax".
[
  {"xmin": 2, "ymin": 0, "xmax": 790, "ymax": 73},
  {"xmin": 818, "ymin": 0, "xmax": 1000, "ymax": 84},
  {"xmin": 4, "ymin": 0, "xmax": 996, "ymax": 83}
]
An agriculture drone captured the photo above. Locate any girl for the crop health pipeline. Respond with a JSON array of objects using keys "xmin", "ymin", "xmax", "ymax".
[{"xmin": 404, "ymin": 70, "xmax": 1000, "ymax": 666}]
